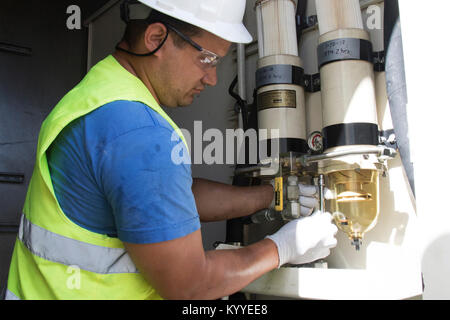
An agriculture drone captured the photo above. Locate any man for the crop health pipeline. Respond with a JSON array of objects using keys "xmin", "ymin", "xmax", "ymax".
[{"xmin": 5, "ymin": 0, "xmax": 337, "ymax": 300}]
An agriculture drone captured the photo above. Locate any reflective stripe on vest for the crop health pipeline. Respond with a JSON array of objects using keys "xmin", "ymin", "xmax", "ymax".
[
  {"xmin": 5, "ymin": 290, "xmax": 20, "ymax": 300},
  {"xmin": 18, "ymin": 214, "xmax": 138, "ymax": 274}
]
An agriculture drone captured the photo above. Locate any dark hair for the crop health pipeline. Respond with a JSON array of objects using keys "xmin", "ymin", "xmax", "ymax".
[{"xmin": 122, "ymin": 9, "xmax": 203, "ymax": 49}]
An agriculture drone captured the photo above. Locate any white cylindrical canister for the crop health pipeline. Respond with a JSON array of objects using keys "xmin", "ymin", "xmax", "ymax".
[
  {"xmin": 256, "ymin": 54, "xmax": 308, "ymax": 155},
  {"xmin": 318, "ymin": 29, "xmax": 379, "ymax": 151}
]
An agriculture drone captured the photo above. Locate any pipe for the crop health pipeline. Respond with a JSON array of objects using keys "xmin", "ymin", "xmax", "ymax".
[
  {"xmin": 318, "ymin": 174, "xmax": 325, "ymax": 212},
  {"xmin": 302, "ymin": 146, "xmax": 396, "ymax": 164},
  {"xmin": 315, "ymin": 0, "xmax": 364, "ymax": 36},
  {"xmin": 225, "ymin": 43, "xmax": 249, "ymax": 248},
  {"xmin": 384, "ymin": 0, "xmax": 415, "ymax": 196},
  {"xmin": 237, "ymin": 43, "xmax": 247, "ymax": 131},
  {"xmin": 296, "ymin": 0, "xmax": 308, "ymax": 42},
  {"xmin": 256, "ymin": 3, "xmax": 265, "ymax": 57},
  {"xmin": 234, "ymin": 163, "xmax": 272, "ymax": 176}
]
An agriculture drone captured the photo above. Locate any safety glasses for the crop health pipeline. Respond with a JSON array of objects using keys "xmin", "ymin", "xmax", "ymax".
[{"xmin": 165, "ymin": 24, "xmax": 221, "ymax": 69}]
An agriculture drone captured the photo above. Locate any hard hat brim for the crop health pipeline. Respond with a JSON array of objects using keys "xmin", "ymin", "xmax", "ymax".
[{"xmin": 206, "ymin": 21, "xmax": 253, "ymax": 44}]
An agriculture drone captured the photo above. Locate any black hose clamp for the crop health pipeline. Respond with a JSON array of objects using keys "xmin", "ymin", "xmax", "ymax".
[{"xmin": 255, "ymin": 64, "xmax": 305, "ymax": 90}]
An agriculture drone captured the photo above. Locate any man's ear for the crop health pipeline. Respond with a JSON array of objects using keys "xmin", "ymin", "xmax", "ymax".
[{"xmin": 143, "ymin": 23, "xmax": 168, "ymax": 56}]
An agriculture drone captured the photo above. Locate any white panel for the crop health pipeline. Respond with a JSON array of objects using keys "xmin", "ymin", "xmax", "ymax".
[
  {"xmin": 398, "ymin": 0, "xmax": 450, "ymax": 300},
  {"xmin": 243, "ymin": 266, "xmax": 422, "ymax": 300}
]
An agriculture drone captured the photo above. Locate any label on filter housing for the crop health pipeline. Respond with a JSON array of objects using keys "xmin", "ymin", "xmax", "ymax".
[
  {"xmin": 257, "ymin": 89, "xmax": 297, "ymax": 112},
  {"xmin": 317, "ymin": 38, "xmax": 373, "ymax": 69}
]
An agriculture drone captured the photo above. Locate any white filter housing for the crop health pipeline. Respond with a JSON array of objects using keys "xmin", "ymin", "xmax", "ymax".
[
  {"xmin": 255, "ymin": 0, "xmax": 307, "ymax": 154},
  {"xmin": 316, "ymin": 0, "xmax": 364, "ymax": 35},
  {"xmin": 257, "ymin": 56, "xmax": 307, "ymax": 141},
  {"xmin": 256, "ymin": 0, "xmax": 299, "ymax": 57},
  {"xmin": 315, "ymin": 0, "xmax": 379, "ymax": 151},
  {"xmin": 319, "ymin": 29, "xmax": 378, "ymax": 128}
]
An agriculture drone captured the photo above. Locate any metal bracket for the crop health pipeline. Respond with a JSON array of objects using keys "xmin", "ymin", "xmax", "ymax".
[
  {"xmin": 303, "ymin": 73, "xmax": 321, "ymax": 92},
  {"xmin": 299, "ymin": 145, "xmax": 397, "ymax": 166},
  {"xmin": 297, "ymin": 14, "xmax": 318, "ymax": 30},
  {"xmin": 373, "ymin": 51, "xmax": 385, "ymax": 72},
  {"xmin": 379, "ymin": 129, "xmax": 398, "ymax": 150},
  {"xmin": 305, "ymin": 15, "xmax": 318, "ymax": 28}
]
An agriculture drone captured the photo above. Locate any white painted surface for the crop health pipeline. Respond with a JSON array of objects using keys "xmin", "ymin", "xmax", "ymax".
[{"xmin": 398, "ymin": 0, "xmax": 450, "ymax": 300}]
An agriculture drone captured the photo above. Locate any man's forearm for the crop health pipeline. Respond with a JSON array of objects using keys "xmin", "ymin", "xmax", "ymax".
[
  {"xmin": 125, "ymin": 229, "xmax": 279, "ymax": 300},
  {"xmin": 191, "ymin": 239, "xmax": 279, "ymax": 299},
  {"xmin": 192, "ymin": 178, "xmax": 274, "ymax": 222}
]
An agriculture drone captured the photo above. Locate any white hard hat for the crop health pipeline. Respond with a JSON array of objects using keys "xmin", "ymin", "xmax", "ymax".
[{"xmin": 137, "ymin": 0, "xmax": 252, "ymax": 44}]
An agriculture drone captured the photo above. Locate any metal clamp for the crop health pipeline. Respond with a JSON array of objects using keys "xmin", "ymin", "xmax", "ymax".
[
  {"xmin": 379, "ymin": 129, "xmax": 398, "ymax": 150},
  {"xmin": 256, "ymin": 64, "xmax": 305, "ymax": 89},
  {"xmin": 373, "ymin": 51, "xmax": 385, "ymax": 72},
  {"xmin": 303, "ymin": 73, "xmax": 321, "ymax": 92},
  {"xmin": 299, "ymin": 145, "xmax": 397, "ymax": 166}
]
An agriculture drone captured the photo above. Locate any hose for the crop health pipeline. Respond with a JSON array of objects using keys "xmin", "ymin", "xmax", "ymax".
[{"xmin": 384, "ymin": 0, "xmax": 415, "ymax": 196}]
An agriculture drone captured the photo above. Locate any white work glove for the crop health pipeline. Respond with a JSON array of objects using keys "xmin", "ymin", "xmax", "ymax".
[
  {"xmin": 298, "ymin": 183, "xmax": 334, "ymax": 217},
  {"xmin": 266, "ymin": 211, "xmax": 338, "ymax": 267}
]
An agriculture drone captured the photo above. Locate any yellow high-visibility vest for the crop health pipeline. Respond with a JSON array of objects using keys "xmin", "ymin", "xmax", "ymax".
[{"xmin": 6, "ymin": 55, "xmax": 188, "ymax": 300}]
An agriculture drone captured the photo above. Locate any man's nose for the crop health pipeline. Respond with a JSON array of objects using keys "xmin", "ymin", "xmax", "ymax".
[{"xmin": 202, "ymin": 67, "xmax": 218, "ymax": 87}]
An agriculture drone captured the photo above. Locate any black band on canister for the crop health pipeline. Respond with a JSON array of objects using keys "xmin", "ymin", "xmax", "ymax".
[
  {"xmin": 259, "ymin": 138, "xmax": 309, "ymax": 156},
  {"xmin": 322, "ymin": 123, "xmax": 379, "ymax": 149},
  {"xmin": 317, "ymin": 38, "xmax": 374, "ymax": 69},
  {"xmin": 256, "ymin": 64, "xmax": 305, "ymax": 90}
]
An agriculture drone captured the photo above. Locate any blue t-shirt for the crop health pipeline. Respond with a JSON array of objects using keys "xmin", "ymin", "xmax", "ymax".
[{"xmin": 47, "ymin": 100, "xmax": 200, "ymax": 244}]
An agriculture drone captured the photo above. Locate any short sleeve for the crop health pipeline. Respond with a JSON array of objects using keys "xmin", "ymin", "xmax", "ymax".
[{"xmin": 97, "ymin": 124, "xmax": 200, "ymax": 244}]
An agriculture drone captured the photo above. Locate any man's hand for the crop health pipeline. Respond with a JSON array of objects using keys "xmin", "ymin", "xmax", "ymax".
[
  {"xmin": 298, "ymin": 183, "xmax": 334, "ymax": 217},
  {"xmin": 266, "ymin": 211, "xmax": 338, "ymax": 267}
]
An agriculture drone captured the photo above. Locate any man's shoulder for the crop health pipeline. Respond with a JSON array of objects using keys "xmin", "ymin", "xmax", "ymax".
[
  {"xmin": 90, "ymin": 100, "xmax": 172, "ymax": 130},
  {"xmin": 82, "ymin": 100, "xmax": 176, "ymax": 140}
]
